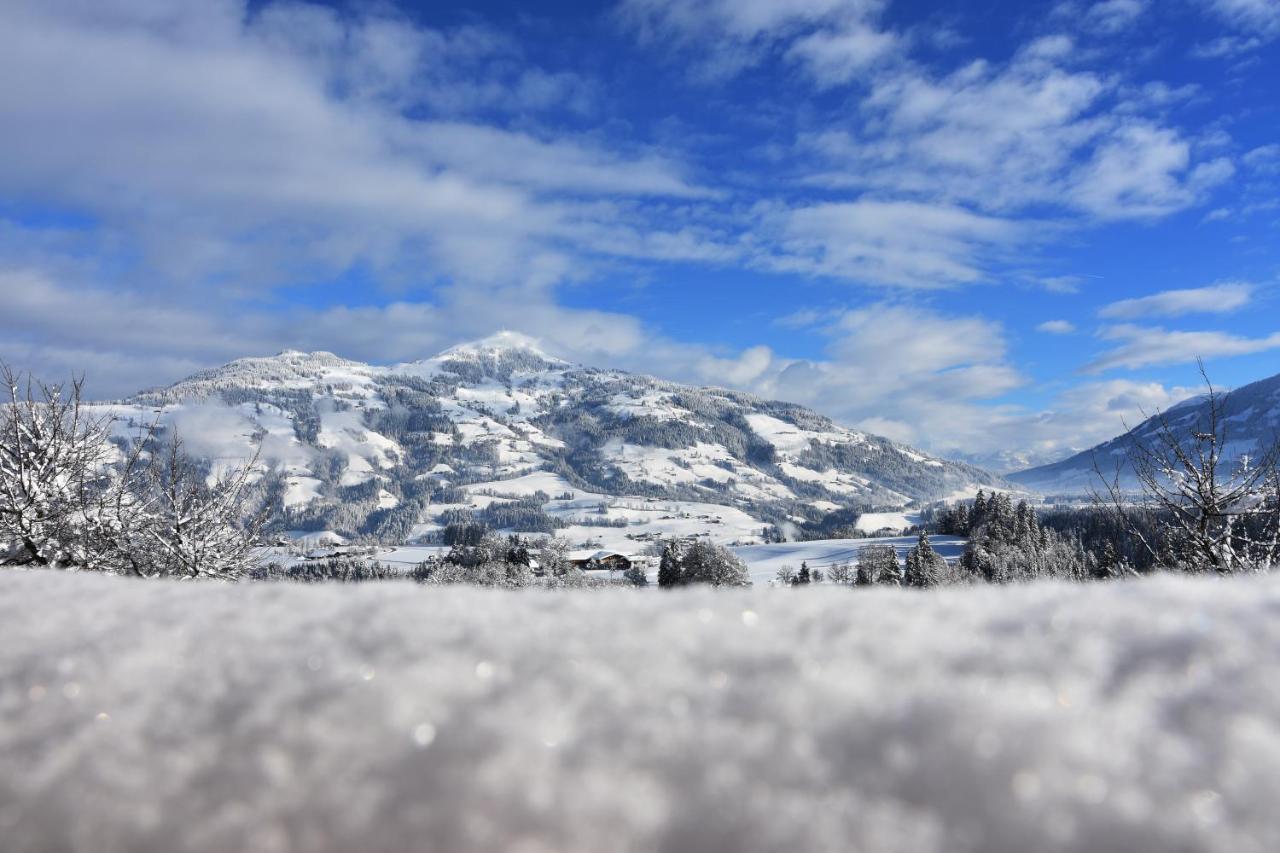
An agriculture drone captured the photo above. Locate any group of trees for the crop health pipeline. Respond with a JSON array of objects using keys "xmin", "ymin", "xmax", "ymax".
[
  {"xmin": 657, "ymin": 538, "xmax": 752, "ymax": 587},
  {"xmin": 778, "ymin": 532, "xmax": 951, "ymax": 589},
  {"xmin": 777, "ymin": 561, "xmax": 823, "ymax": 585},
  {"xmin": 253, "ymin": 555, "xmax": 398, "ymax": 583},
  {"xmin": 958, "ymin": 491, "xmax": 1090, "ymax": 583},
  {"xmin": 1, "ymin": 367, "xmax": 263, "ymax": 580},
  {"xmin": 411, "ymin": 531, "xmax": 546, "ymax": 588},
  {"xmin": 903, "ymin": 533, "xmax": 949, "ymax": 587},
  {"xmin": 409, "ymin": 532, "xmax": 642, "ymax": 589}
]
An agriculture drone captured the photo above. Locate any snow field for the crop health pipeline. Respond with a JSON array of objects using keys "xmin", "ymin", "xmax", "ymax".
[
  {"xmin": 734, "ymin": 536, "xmax": 966, "ymax": 585},
  {"xmin": 2, "ymin": 571, "xmax": 1279, "ymax": 853},
  {"xmin": 456, "ymin": 472, "xmax": 770, "ymax": 551},
  {"xmin": 854, "ymin": 511, "xmax": 920, "ymax": 534}
]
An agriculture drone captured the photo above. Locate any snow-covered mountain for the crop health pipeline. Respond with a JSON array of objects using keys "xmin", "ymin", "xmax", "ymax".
[
  {"xmin": 1009, "ymin": 371, "xmax": 1280, "ymax": 495},
  {"xmin": 103, "ymin": 333, "xmax": 1006, "ymax": 547},
  {"xmin": 951, "ymin": 447, "xmax": 1079, "ymax": 476}
]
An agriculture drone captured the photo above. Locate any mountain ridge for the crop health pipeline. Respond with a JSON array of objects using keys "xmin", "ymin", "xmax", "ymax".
[
  {"xmin": 103, "ymin": 336, "xmax": 1009, "ymax": 547},
  {"xmin": 1009, "ymin": 371, "xmax": 1280, "ymax": 495}
]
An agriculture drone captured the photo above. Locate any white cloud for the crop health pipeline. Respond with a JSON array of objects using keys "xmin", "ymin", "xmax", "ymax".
[
  {"xmin": 684, "ymin": 304, "xmax": 1029, "ymax": 453},
  {"xmin": 1086, "ymin": 324, "xmax": 1280, "ymax": 372},
  {"xmin": 252, "ymin": 6, "xmax": 599, "ymax": 116},
  {"xmin": 616, "ymin": 0, "xmax": 894, "ymax": 82},
  {"xmin": 1243, "ymin": 144, "xmax": 1280, "ymax": 174},
  {"xmin": 1099, "ymin": 281, "xmax": 1254, "ymax": 318},
  {"xmin": 1191, "ymin": 0, "xmax": 1280, "ymax": 55},
  {"xmin": 0, "ymin": 265, "xmax": 663, "ymax": 398},
  {"xmin": 1070, "ymin": 125, "xmax": 1234, "ymax": 220},
  {"xmin": 1039, "ymin": 275, "xmax": 1086, "ymax": 294},
  {"xmin": 765, "ymin": 200, "xmax": 1021, "ymax": 287},
  {"xmin": 1201, "ymin": 0, "xmax": 1280, "ymax": 33},
  {"xmin": 694, "ymin": 345, "xmax": 775, "ymax": 386},
  {"xmin": 0, "ymin": 1, "xmax": 708, "ymax": 293},
  {"xmin": 1084, "ymin": 0, "xmax": 1150, "ymax": 33},
  {"xmin": 1038, "ymin": 320, "xmax": 1077, "ymax": 334},
  {"xmin": 772, "ymin": 309, "xmax": 825, "ymax": 329},
  {"xmin": 398, "ymin": 122, "xmax": 710, "ymax": 198},
  {"xmin": 983, "ymin": 378, "xmax": 1200, "ymax": 465},
  {"xmin": 802, "ymin": 45, "xmax": 1230, "ymax": 223},
  {"xmin": 786, "ymin": 21, "xmax": 899, "ymax": 87}
]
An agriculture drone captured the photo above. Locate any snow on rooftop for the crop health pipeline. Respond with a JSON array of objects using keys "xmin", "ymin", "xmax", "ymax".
[{"xmin": 4, "ymin": 570, "xmax": 1280, "ymax": 852}]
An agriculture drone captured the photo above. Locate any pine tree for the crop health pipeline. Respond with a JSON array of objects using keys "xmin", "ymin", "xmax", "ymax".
[
  {"xmin": 971, "ymin": 490, "xmax": 988, "ymax": 529},
  {"xmin": 905, "ymin": 530, "xmax": 945, "ymax": 588},
  {"xmin": 658, "ymin": 541, "xmax": 683, "ymax": 588},
  {"xmin": 855, "ymin": 555, "xmax": 874, "ymax": 587},
  {"xmin": 857, "ymin": 544, "xmax": 900, "ymax": 587},
  {"xmin": 1092, "ymin": 540, "xmax": 1120, "ymax": 580},
  {"xmin": 876, "ymin": 549, "xmax": 902, "ymax": 586},
  {"xmin": 794, "ymin": 561, "xmax": 811, "ymax": 586}
]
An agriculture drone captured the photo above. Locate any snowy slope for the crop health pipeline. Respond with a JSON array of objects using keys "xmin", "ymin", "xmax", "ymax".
[
  {"xmin": 93, "ymin": 335, "xmax": 1006, "ymax": 546},
  {"xmin": 1010, "ymin": 371, "xmax": 1280, "ymax": 495},
  {"xmin": 3, "ymin": 569, "xmax": 1279, "ymax": 853}
]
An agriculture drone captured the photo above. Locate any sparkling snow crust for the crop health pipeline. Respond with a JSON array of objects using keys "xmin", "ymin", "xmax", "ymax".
[{"xmin": 2, "ymin": 571, "xmax": 1279, "ymax": 852}]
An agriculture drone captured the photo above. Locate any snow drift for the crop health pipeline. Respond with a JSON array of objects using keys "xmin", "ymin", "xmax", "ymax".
[{"xmin": 2, "ymin": 571, "xmax": 1278, "ymax": 853}]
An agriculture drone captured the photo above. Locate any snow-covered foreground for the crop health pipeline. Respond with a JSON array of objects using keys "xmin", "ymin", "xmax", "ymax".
[{"xmin": 3, "ymin": 572, "xmax": 1279, "ymax": 853}]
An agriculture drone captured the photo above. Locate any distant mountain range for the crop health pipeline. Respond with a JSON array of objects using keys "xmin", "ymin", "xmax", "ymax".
[
  {"xmin": 98, "ymin": 333, "xmax": 1006, "ymax": 547},
  {"xmin": 1009, "ymin": 371, "xmax": 1280, "ymax": 495}
]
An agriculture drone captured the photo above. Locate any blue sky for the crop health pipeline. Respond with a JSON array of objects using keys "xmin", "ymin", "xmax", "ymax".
[{"xmin": 1, "ymin": 0, "xmax": 1278, "ymax": 468}]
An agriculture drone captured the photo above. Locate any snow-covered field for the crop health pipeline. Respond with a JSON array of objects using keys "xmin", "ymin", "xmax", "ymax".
[
  {"xmin": 734, "ymin": 535, "xmax": 965, "ymax": 584},
  {"xmin": 279, "ymin": 535, "xmax": 964, "ymax": 583},
  {"xmin": 3, "ymin": 571, "xmax": 1279, "ymax": 852}
]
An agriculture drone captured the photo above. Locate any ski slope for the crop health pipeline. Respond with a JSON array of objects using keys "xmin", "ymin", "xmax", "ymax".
[{"xmin": 4, "ymin": 570, "xmax": 1279, "ymax": 852}]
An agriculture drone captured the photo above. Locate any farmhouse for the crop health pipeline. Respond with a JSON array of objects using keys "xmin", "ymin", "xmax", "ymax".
[{"xmin": 568, "ymin": 550, "xmax": 643, "ymax": 571}]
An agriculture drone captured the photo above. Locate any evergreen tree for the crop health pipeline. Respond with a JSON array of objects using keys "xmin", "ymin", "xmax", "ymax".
[
  {"xmin": 793, "ymin": 561, "xmax": 812, "ymax": 586},
  {"xmin": 658, "ymin": 541, "xmax": 683, "ymax": 588},
  {"xmin": 971, "ymin": 490, "xmax": 988, "ymax": 528},
  {"xmin": 1092, "ymin": 540, "xmax": 1120, "ymax": 580},
  {"xmin": 855, "ymin": 555, "xmax": 874, "ymax": 587},
  {"xmin": 857, "ymin": 544, "xmax": 900, "ymax": 587},
  {"xmin": 876, "ymin": 551, "xmax": 902, "ymax": 586},
  {"xmin": 681, "ymin": 539, "xmax": 751, "ymax": 587},
  {"xmin": 623, "ymin": 562, "xmax": 649, "ymax": 587},
  {"xmin": 905, "ymin": 530, "xmax": 946, "ymax": 588}
]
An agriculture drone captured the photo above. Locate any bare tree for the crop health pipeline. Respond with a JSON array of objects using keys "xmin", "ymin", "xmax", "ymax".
[
  {"xmin": 1094, "ymin": 361, "xmax": 1280, "ymax": 574},
  {"xmin": 1, "ymin": 364, "xmax": 264, "ymax": 578},
  {"xmin": 0, "ymin": 365, "xmax": 117, "ymax": 567},
  {"xmin": 131, "ymin": 438, "xmax": 266, "ymax": 580}
]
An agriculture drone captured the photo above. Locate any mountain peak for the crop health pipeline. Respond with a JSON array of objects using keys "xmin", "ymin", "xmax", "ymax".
[{"xmin": 437, "ymin": 332, "xmax": 568, "ymax": 364}]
